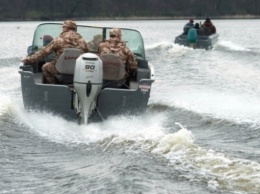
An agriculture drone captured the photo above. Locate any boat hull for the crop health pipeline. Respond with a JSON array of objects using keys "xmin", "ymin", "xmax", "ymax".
[
  {"xmin": 19, "ymin": 68, "xmax": 154, "ymax": 123},
  {"xmin": 174, "ymin": 33, "xmax": 219, "ymax": 50}
]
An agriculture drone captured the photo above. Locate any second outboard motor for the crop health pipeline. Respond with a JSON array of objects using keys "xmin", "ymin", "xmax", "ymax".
[
  {"xmin": 187, "ymin": 28, "xmax": 197, "ymax": 48},
  {"xmin": 74, "ymin": 53, "xmax": 103, "ymax": 124}
]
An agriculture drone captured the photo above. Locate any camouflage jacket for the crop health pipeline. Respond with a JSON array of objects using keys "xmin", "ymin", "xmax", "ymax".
[
  {"xmin": 201, "ymin": 22, "xmax": 216, "ymax": 34},
  {"xmin": 98, "ymin": 39, "xmax": 137, "ymax": 73},
  {"xmin": 26, "ymin": 30, "xmax": 89, "ymax": 65},
  {"xmin": 88, "ymin": 40, "xmax": 99, "ymax": 52}
]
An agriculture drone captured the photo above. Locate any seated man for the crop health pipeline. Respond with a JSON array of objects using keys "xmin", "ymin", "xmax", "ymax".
[
  {"xmin": 201, "ymin": 17, "xmax": 216, "ymax": 35},
  {"xmin": 43, "ymin": 35, "xmax": 53, "ymax": 46},
  {"xmin": 22, "ymin": 20, "xmax": 89, "ymax": 84},
  {"xmin": 98, "ymin": 28, "xmax": 137, "ymax": 86},
  {"xmin": 193, "ymin": 23, "xmax": 204, "ymax": 36},
  {"xmin": 183, "ymin": 18, "xmax": 194, "ymax": 34},
  {"xmin": 88, "ymin": 34, "xmax": 102, "ymax": 52}
]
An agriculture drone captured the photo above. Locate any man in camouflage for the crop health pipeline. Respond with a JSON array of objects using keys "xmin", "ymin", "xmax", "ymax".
[
  {"xmin": 201, "ymin": 17, "xmax": 216, "ymax": 35},
  {"xmin": 88, "ymin": 34, "xmax": 102, "ymax": 52},
  {"xmin": 98, "ymin": 28, "xmax": 137, "ymax": 80},
  {"xmin": 22, "ymin": 20, "xmax": 89, "ymax": 84}
]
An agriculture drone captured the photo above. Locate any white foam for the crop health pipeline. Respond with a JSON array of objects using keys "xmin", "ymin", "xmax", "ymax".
[
  {"xmin": 151, "ymin": 84, "xmax": 260, "ymax": 125},
  {"xmin": 218, "ymin": 40, "xmax": 250, "ymax": 51},
  {"xmin": 9, "ymin": 92, "xmax": 260, "ymax": 194},
  {"xmin": 13, "ymin": 106, "xmax": 169, "ymax": 146},
  {"xmin": 145, "ymin": 41, "xmax": 174, "ymax": 50},
  {"xmin": 139, "ymin": 123, "xmax": 260, "ymax": 193}
]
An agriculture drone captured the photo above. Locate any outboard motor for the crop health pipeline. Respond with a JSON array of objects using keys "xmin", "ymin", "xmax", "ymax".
[
  {"xmin": 73, "ymin": 53, "xmax": 103, "ymax": 124},
  {"xmin": 187, "ymin": 28, "xmax": 197, "ymax": 48}
]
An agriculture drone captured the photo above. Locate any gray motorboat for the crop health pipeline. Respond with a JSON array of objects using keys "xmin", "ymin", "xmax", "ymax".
[
  {"xmin": 174, "ymin": 33, "xmax": 219, "ymax": 50},
  {"xmin": 19, "ymin": 23, "xmax": 155, "ymax": 124}
]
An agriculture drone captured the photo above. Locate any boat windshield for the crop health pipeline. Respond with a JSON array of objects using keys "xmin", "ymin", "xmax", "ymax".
[{"xmin": 31, "ymin": 23, "xmax": 146, "ymax": 59}]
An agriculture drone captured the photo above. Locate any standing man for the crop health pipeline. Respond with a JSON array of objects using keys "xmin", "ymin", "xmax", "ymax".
[{"xmin": 22, "ymin": 20, "xmax": 89, "ymax": 84}]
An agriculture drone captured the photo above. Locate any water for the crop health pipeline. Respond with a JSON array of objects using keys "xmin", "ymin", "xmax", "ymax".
[{"xmin": 0, "ymin": 20, "xmax": 260, "ymax": 194}]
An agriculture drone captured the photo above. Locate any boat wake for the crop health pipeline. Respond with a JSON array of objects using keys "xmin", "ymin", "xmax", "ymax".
[
  {"xmin": 216, "ymin": 40, "xmax": 251, "ymax": 51},
  {"xmin": 145, "ymin": 41, "xmax": 199, "ymax": 68},
  {"xmin": 1, "ymin": 94, "xmax": 259, "ymax": 194},
  {"xmin": 151, "ymin": 83, "xmax": 260, "ymax": 126},
  {"xmin": 150, "ymin": 124, "xmax": 260, "ymax": 194},
  {"xmin": 146, "ymin": 41, "xmax": 192, "ymax": 55}
]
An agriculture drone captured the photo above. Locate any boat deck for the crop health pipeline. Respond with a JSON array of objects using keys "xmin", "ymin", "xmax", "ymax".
[
  {"xmin": 174, "ymin": 33, "xmax": 219, "ymax": 50},
  {"xmin": 33, "ymin": 72, "xmax": 139, "ymax": 89}
]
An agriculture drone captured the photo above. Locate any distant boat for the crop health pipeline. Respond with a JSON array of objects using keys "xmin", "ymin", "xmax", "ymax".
[{"xmin": 174, "ymin": 30, "xmax": 219, "ymax": 50}]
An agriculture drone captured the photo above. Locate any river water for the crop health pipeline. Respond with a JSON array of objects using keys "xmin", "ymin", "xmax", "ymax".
[{"xmin": 0, "ymin": 19, "xmax": 259, "ymax": 194}]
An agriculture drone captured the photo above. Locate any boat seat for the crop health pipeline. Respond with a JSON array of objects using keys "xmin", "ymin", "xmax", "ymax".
[
  {"xmin": 55, "ymin": 48, "xmax": 82, "ymax": 84},
  {"xmin": 100, "ymin": 53, "xmax": 126, "ymax": 88},
  {"xmin": 136, "ymin": 58, "xmax": 150, "ymax": 81},
  {"xmin": 137, "ymin": 58, "xmax": 149, "ymax": 69}
]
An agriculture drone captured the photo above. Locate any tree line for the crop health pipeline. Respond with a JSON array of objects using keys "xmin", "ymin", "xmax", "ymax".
[{"xmin": 0, "ymin": 0, "xmax": 259, "ymax": 21}]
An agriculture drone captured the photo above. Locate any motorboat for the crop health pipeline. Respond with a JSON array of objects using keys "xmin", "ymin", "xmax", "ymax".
[
  {"xmin": 19, "ymin": 23, "xmax": 155, "ymax": 124},
  {"xmin": 174, "ymin": 32, "xmax": 219, "ymax": 50}
]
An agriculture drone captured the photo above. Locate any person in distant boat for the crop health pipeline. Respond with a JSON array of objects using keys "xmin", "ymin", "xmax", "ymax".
[
  {"xmin": 98, "ymin": 28, "xmax": 137, "ymax": 85},
  {"xmin": 21, "ymin": 20, "xmax": 89, "ymax": 84},
  {"xmin": 183, "ymin": 18, "xmax": 194, "ymax": 34},
  {"xmin": 194, "ymin": 23, "xmax": 200, "ymax": 29},
  {"xmin": 201, "ymin": 17, "xmax": 216, "ymax": 35},
  {"xmin": 88, "ymin": 34, "xmax": 102, "ymax": 52},
  {"xmin": 193, "ymin": 22, "xmax": 204, "ymax": 35}
]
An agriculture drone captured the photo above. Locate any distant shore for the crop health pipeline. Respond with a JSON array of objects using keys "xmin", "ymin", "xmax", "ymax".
[
  {"xmin": 1, "ymin": 15, "xmax": 260, "ymax": 22},
  {"xmin": 83, "ymin": 15, "xmax": 260, "ymax": 20}
]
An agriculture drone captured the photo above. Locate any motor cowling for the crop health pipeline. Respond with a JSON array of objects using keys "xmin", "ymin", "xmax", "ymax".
[
  {"xmin": 73, "ymin": 53, "xmax": 103, "ymax": 124},
  {"xmin": 187, "ymin": 28, "xmax": 197, "ymax": 42}
]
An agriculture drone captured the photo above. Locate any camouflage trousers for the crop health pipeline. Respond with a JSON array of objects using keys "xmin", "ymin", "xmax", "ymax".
[{"xmin": 42, "ymin": 62, "xmax": 59, "ymax": 84}]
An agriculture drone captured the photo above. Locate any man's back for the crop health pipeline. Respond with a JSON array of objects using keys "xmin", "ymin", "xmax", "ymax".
[{"xmin": 99, "ymin": 28, "xmax": 137, "ymax": 81}]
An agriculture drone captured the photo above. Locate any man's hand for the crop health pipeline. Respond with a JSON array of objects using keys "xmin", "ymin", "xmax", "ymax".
[{"xmin": 21, "ymin": 58, "xmax": 28, "ymax": 63}]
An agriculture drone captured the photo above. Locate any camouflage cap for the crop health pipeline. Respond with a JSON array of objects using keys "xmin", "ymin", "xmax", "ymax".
[
  {"xmin": 109, "ymin": 28, "xmax": 122, "ymax": 36},
  {"xmin": 94, "ymin": 34, "xmax": 102, "ymax": 41},
  {"xmin": 63, "ymin": 20, "xmax": 77, "ymax": 30}
]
